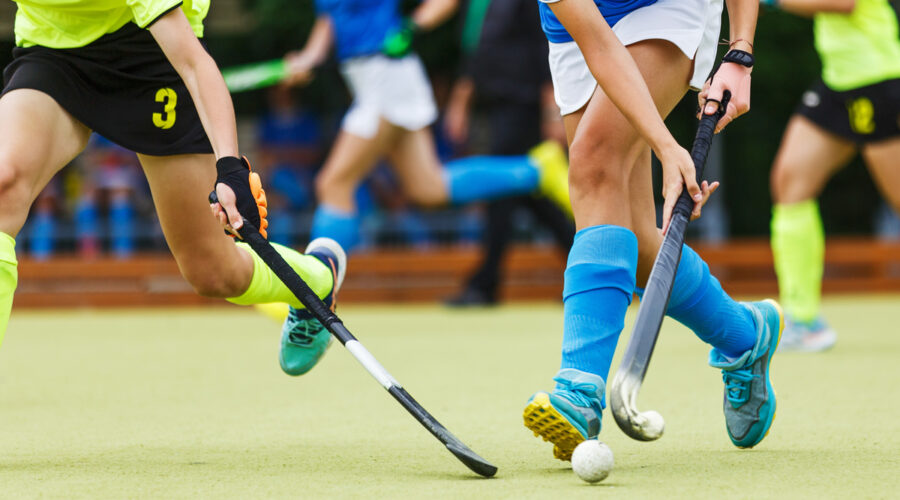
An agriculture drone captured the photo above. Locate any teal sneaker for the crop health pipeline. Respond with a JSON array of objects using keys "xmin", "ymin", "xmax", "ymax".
[
  {"xmin": 523, "ymin": 368, "xmax": 604, "ymax": 461},
  {"xmin": 279, "ymin": 237, "xmax": 346, "ymax": 376},
  {"xmin": 709, "ymin": 299, "xmax": 784, "ymax": 448},
  {"xmin": 778, "ymin": 315, "xmax": 836, "ymax": 353}
]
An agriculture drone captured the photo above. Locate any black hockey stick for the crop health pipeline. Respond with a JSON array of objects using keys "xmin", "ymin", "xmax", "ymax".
[
  {"xmin": 213, "ymin": 199, "xmax": 497, "ymax": 477},
  {"xmin": 608, "ymin": 93, "xmax": 729, "ymax": 441}
]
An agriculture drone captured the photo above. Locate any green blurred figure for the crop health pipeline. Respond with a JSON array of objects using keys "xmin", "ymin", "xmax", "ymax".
[{"xmin": 768, "ymin": 0, "xmax": 900, "ymax": 351}]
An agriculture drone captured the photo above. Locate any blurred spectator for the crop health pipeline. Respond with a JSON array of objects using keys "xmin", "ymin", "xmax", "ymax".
[
  {"xmin": 444, "ymin": 0, "xmax": 574, "ymax": 306},
  {"xmin": 26, "ymin": 182, "xmax": 60, "ymax": 260},
  {"xmin": 23, "ymin": 135, "xmax": 142, "ymax": 260},
  {"xmin": 256, "ymin": 85, "xmax": 323, "ymax": 245},
  {"xmin": 77, "ymin": 136, "xmax": 141, "ymax": 259}
]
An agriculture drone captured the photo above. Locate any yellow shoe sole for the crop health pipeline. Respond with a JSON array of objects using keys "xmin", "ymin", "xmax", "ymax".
[{"xmin": 523, "ymin": 392, "xmax": 585, "ymax": 461}]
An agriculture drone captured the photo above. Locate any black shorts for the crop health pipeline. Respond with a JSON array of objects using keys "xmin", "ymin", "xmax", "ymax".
[
  {"xmin": 1, "ymin": 23, "xmax": 212, "ymax": 156},
  {"xmin": 795, "ymin": 78, "xmax": 900, "ymax": 144}
]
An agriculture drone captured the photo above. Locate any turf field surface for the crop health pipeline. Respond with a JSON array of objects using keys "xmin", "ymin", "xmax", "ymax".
[{"xmin": 2, "ymin": 296, "xmax": 899, "ymax": 498}]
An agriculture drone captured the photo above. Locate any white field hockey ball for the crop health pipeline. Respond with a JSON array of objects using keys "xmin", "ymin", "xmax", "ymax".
[{"xmin": 571, "ymin": 440, "xmax": 614, "ymax": 483}]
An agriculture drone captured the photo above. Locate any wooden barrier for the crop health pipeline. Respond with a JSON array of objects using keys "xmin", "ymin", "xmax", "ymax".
[{"xmin": 12, "ymin": 238, "xmax": 900, "ymax": 308}]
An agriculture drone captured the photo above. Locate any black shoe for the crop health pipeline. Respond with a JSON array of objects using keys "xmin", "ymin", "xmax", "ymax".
[{"xmin": 444, "ymin": 288, "xmax": 498, "ymax": 307}]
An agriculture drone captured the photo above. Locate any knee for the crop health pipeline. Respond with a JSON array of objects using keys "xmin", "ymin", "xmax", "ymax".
[
  {"xmin": 567, "ymin": 136, "xmax": 629, "ymax": 199},
  {"xmin": 314, "ymin": 169, "xmax": 333, "ymax": 199},
  {"xmin": 0, "ymin": 154, "xmax": 27, "ymax": 199},
  {"xmin": 769, "ymin": 158, "xmax": 798, "ymax": 204}
]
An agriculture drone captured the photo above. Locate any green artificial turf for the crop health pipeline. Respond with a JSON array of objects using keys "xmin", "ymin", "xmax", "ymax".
[{"xmin": 2, "ymin": 296, "xmax": 899, "ymax": 498}]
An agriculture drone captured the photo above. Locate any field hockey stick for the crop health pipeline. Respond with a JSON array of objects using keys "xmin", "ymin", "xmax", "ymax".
[
  {"xmin": 608, "ymin": 92, "xmax": 730, "ymax": 442},
  {"xmin": 213, "ymin": 203, "xmax": 498, "ymax": 477},
  {"xmin": 221, "ymin": 59, "xmax": 287, "ymax": 93}
]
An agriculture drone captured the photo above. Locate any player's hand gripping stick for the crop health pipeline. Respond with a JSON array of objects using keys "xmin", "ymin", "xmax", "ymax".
[
  {"xmin": 608, "ymin": 92, "xmax": 730, "ymax": 442},
  {"xmin": 210, "ymin": 192, "xmax": 497, "ymax": 477}
]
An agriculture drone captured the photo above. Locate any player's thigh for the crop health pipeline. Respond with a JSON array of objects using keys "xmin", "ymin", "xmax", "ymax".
[
  {"xmin": 770, "ymin": 115, "xmax": 856, "ymax": 204},
  {"xmin": 137, "ymin": 153, "xmax": 252, "ymax": 295},
  {"xmin": 568, "ymin": 40, "xmax": 692, "ymax": 226},
  {"xmin": 570, "ymin": 40, "xmax": 692, "ymax": 174},
  {"xmin": 0, "ymin": 89, "xmax": 90, "ymax": 235},
  {"xmin": 316, "ymin": 121, "xmax": 401, "ymax": 199},
  {"xmin": 862, "ymin": 137, "xmax": 900, "ymax": 211},
  {"xmin": 386, "ymin": 128, "xmax": 447, "ymax": 206}
]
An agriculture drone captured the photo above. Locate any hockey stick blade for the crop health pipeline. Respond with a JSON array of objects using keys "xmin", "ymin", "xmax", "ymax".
[
  {"xmin": 609, "ymin": 93, "xmax": 729, "ymax": 441},
  {"xmin": 210, "ymin": 201, "xmax": 497, "ymax": 477},
  {"xmin": 388, "ymin": 386, "xmax": 498, "ymax": 477}
]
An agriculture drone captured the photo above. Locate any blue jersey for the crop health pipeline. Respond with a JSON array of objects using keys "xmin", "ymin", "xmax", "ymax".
[
  {"xmin": 538, "ymin": 0, "xmax": 658, "ymax": 43},
  {"xmin": 316, "ymin": 0, "xmax": 403, "ymax": 60}
]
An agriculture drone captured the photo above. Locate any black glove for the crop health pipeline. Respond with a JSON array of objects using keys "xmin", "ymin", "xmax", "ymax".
[{"xmin": 211, "ymin": 156, "xmax": 269, "ymax": 238}]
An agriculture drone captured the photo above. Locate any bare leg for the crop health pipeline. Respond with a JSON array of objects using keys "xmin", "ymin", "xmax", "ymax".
[
  {"xmin": 0, "ymin": 89, "xmax": 90, "ymax": 341},
  {"xmin": 769, "ymin": 115, "xmax": 857, "ymax": 326},
  {"xmin": 138, "ymin": 153, "xmax": 254, "ymax": 297},
  {"xmin": 315, "ymin": 120, "xmax": 403, "ymax": 212},
  {"xmin": 0, "ymin": 89, "xmax": 91, "ymax": 236},
  {"xmin": 862, "ymin": 137, "xmax": 900, "ymax": 212},
  {"xmin": 565, "ymin": 39, "xmax": 692, "ymax": 232},
  {"xmin": 770, "ymin": 116, "xmax": 856, "ymax": 204},
  {"xmin": 628, "ymin": 149, "xmax": 662, "ymax": 287},
  {"xmin": 386, "ymin": 128, "xmax": 449, "ymax": 206}
]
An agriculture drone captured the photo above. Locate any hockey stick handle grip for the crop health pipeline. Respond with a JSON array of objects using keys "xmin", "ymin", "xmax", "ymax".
[
  {"xmin": 671, "ymin": 91, "xmax": 730, "ymax": 221},
  {"xmin": 209, "ymin": 191, "xmax": 354, "ymax": 344}
]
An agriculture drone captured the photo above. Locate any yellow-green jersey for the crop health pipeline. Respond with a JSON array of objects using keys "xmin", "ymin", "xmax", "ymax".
[
  {"xmin": 12, "ymin": 0, "xmax": 209, "ymax": 48},
  {"xmin": 814, "ymin": 0, "xmax": 900, "ymax": 90}
]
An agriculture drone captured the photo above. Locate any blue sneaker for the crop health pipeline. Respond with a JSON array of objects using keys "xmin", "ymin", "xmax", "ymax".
[
  {"xmin": 709, "ymin": 299, "xmax": 784, "ymax": 448},
  {"xmin": 778, "ymin": 315, "xmax": 836, "ymax": 353},
  {"xmin": 523, "ymin": 368, "xmax": 604, "ymax": 461},
  {"xmin": 279, "ymin": 238, "xmax": 346, "ymax": 376}
]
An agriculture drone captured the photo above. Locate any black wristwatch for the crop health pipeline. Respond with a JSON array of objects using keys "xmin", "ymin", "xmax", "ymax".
[{"xmin": 722, "ymin": 49, "xmax": 754, "ymax": 68}]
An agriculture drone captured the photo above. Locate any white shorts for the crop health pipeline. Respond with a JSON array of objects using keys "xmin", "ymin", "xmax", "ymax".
[
  {"xmin": 339, "ymin": 54, "xmax": 439, "ymax": 138},
  {"xmin": 547, "ymin": 0, "xmax": 723, "ymax": 115}
]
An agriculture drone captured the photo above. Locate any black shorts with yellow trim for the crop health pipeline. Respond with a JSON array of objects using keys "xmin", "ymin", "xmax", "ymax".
[
  {"xmin": 1, "ymin": 22, "xmax": 212, "ymax": 156},
  {"xmin": 796, "ymin": 77, "xmax": 900, "ymax": 144}
]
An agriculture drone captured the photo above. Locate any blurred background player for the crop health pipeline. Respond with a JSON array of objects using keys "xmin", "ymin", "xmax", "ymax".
[
  {"xmin": 763, "ymin": 0, "xmax": 900, "ymax": 351},
  {"xmin": 767, "ymin": 0, "xmax": 900, "ymax": 352},
  {"xmin": 275, "ymin": 0, "xmax": 573, "ymax": 371},
  {"xmin": 521, "ymin": 0, "xmax": 784, "ymax": 460},
  {"xmin": 255, "ymin": 86, "xmax": 323, "ymax": 246},
  {"xmin": 0, "ymin": 0, "xmax": 341, "ymax": 362},
  {"xmin": 443, "ymin": 0, "xmax": 576, "ymax": 306},
  {"xmin": 281, "ymin": 0, "xmax": 571, "ymax": 256}
]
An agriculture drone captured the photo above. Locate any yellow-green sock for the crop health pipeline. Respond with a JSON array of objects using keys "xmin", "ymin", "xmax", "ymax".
[
  {"xmin": 771, "ymin": 200, "xmax": 824, "ymax": 322},
  {"xmin": 0, "ymin": 232, "xmax": 18, "ymax": 347},
  {"xmin": 227, "ymin": 242, "xmax": 333, "ymax": 309}
]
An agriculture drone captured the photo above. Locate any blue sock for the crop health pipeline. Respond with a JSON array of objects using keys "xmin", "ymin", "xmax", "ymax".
[
  {"xmin": 558, "ymin": 225, "xmax": 638, "ymax": 392},
  {"xmin": 311, "ymin": 204, "xmax": 361, "ymax": 252},
  {"xmin": 637, "ymin": 245, "xmax": 755, "ymax": 357},
  {"xmin": 444, "ymin": 156, "xmax": 539, "ymax": 204},
  {"xmin": 109, "ymin": 197, "xmax": 134, "ymax": 258}
]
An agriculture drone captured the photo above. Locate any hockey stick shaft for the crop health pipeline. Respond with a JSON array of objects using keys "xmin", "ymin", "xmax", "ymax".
[
  {"xmin": 609, "ymin": 94, "xmax": 728, "ymax": 441},
  {"xmin": 221, "ymin": 59, "xmax": 287, "ymax": 93},
  {"xmin": 231, "ymin": 220, "xmax": 497, "ymax": 477}
]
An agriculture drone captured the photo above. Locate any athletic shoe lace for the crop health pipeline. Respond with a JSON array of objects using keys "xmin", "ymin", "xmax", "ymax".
[
  {"xmin": 552, "ymin": 376, "xmax": 601, "ymax": 410},
  {"xmin": 722, "ymin": 368, "xmax": 756, "ymax": 406},
  {"xmin": 287, "ymin": 309, "xmax": 325, "ymax": 346}
]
